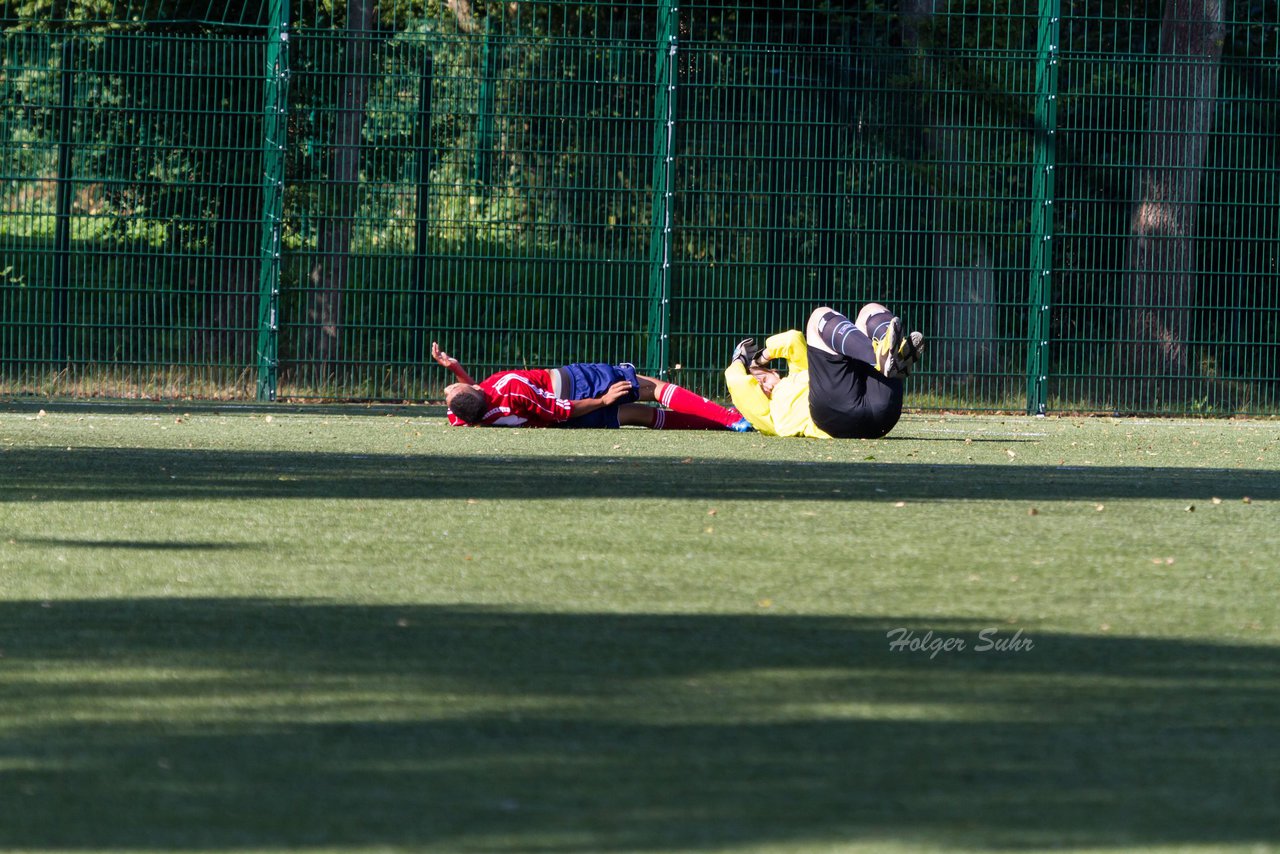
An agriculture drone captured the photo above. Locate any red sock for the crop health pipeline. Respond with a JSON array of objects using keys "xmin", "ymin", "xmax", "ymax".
[
  {"xmin": 656, "ymin": 383, "xmax": 738, "ymax": 427},
  {"xmin": 651, "ymin": 409, "xmax": 729, "ymax": 431}
]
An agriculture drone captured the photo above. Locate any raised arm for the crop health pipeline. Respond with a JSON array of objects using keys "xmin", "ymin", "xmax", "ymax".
[{"xmin": 431, "ymin": 341, "xmax": 476, "ymax": 385}]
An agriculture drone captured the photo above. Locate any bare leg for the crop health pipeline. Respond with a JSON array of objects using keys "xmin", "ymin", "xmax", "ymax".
[
  {"xmin": 808, "ymin": 306, "xmax": 878, "ymax": 366},
  {"xmin": 616, "ymin": 403, "xmax": 732, "ymax": 430},
  {"xmin": 634, "ymin": 375, "xmax": 662, "ymax": 402},
  {"xmin": 635, "ymin": 374, "xmax": 740, "ymax": 428},
  {"xmin": 617, "ymin": 403, "xmax": 656, "ymax": 427},
  {"xmin": 806, "ymin": 306, "xmax": 838, "ymax": 354}
]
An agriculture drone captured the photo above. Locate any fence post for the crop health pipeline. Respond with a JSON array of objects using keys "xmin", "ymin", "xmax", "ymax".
[
  {"xmin": 1026, "ymin": 0, "xmax": 1060, "ymax": 415},
  {"xmin": 256, "ymin": 0, "xmax": 289, "ymax": 401},
  {"xmin": 645, "ymin": 0, "xmax": 678, "ymax": 378}
]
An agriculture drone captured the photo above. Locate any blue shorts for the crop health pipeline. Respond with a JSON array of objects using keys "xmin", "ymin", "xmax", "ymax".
[{"xmin": 558, "ymin": 362, "xmax": 641, "ymax": 429}]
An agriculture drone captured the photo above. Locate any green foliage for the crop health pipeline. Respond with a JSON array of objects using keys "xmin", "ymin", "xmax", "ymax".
[{"xmin": 2, "ymin": 2, "xmax": 1279, "ymax": 409}]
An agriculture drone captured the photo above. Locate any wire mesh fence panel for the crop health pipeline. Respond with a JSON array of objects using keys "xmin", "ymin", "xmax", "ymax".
[
  {"xmin": 1052, "ymin": 2, "xmax": 1280, "ymax": 415},
  {"xmin": 667, "ymin": 3, "xmax": 1048, "ymax": 409},
  {"xmin": 278, "ymin": 6, "xmax": 666, "ymax": 399},
  {"xmin": 2, "ymin": 0, "xmax": 1277, "ymax": 414},
  {"xmin": 1, "ymin": 29, "xmax": 265, "ymax": 398}
]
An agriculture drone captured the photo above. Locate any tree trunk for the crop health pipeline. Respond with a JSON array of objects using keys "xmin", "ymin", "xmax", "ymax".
[
  {"xmin": 447, "ymin": 0, "xmax": 480, "ymax": 33},
  {"xmin": 1125, "ymin": 0, "xmax": 1224, "ymax": 409},
  {"xmin": 900, "ymin": 0, "xmax": 997, "ymax": 385},
  {"xmin": 204, "ymin": 182, "xmax": 258, "ymax": 366},
  {"xmin": 305, "ymin": 0, "xmax": 375, "ymax": 385},
  {"xmin": 191, "ymin": 42, "xmax": 261, "ymax": 370}
]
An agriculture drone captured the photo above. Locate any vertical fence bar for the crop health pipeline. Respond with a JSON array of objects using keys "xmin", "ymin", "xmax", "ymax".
[
  {"xmin": 645, "ymin": 0, "xmax": 677, "ymax": 378},
  {"xmin": 52, "ymin": 37, "xmax": 75, "ymax": 366},
  {"xmin": 473, "ymin": 18, "xmax": 496, "ymax": 188},
  {"xmin": 256, "ymin": 0, "xmax": 289, "ymax": 401},
  {"xmin": 1026, "ymin": 0, "xmax": 1060, "ymax": 415},
  {"xmin": 410, "ymin": 51, "xmax": 435, "ymax": 367}
]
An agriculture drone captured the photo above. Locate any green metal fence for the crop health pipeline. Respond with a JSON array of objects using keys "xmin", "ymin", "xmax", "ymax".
[{"xmin": 2, "ymin": 1, "xmax": 1277, "ymax": 415}]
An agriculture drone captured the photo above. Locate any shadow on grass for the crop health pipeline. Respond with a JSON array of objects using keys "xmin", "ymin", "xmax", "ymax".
[
  {"xmin": 13, "ymin": 538, "xmax": 261, "ymax": 551},
  {"xmin": 1, "ymin": 400, "xmax": 423, "ymax": 417},
  {"xmin": 4, "ymin": 446, "xmax": 1277, "ymax": 503},
  {"xmin": 1, "ymin": 600, "xmax": 1277, "ymax": 850}
]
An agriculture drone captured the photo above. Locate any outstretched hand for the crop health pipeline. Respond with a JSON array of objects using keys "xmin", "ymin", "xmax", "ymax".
[
  {"xmin": 431, "ymin": 341, "xmax": 476, "ymax": 385},
  {"xmin": 430, "ymin": 341, "xmax": 456, "ymax": 369}
]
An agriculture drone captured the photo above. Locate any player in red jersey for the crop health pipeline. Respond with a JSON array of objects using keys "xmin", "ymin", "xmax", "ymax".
[{"xmin": 432, "ymin": 342, "xmax": 752, "ymax": 431}]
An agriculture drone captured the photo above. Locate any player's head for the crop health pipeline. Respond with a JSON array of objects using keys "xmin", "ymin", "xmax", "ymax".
[
  {"xmin": 751, "ymin": 366, "xmax": 780, "ymax": 397},
  {"xmin": 444, "ymin": 383, "xmax": 487, "ymax": 424}
]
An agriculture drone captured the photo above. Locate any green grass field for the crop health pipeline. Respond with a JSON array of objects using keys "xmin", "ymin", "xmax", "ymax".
[{"xmin": 2, "ymin": 404, "xmax": 1278, "ymax": 853}]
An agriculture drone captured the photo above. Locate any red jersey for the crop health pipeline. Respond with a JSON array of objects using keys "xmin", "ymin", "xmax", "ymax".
[{"xmin": 447, "ymin": 369, "xmax": 574, "ymax": 427}]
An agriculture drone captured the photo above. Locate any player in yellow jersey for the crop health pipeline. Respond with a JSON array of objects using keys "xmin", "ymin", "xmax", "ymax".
[
  {"xmin": 724, "ymin": 328, "xmax": 832, "ymax": 438},
  {"xmin": 725, "ymin": 303, "xmax": 924, "ymax": 439}
]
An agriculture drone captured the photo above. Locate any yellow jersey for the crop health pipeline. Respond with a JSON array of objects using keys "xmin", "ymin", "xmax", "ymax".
[{"xmin": 724, "ymin": 330, "xmax": 831, "ymax": 439}]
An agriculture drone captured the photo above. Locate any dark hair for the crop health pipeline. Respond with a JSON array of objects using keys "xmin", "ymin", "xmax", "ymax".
[{"xmin": 449, "ymin": 386, "xmax": 488, "ymax": 424}]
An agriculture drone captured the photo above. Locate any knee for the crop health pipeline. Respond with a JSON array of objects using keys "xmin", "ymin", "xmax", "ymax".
[
  {"xmin": 807, "ymin": 306, "xmax": 835, "ymax": 333},
  {"xmin": 634, "ymin": 375, "xmax": 660, "ymax": 402},
  {"xmin": 807, "ymin": 306, "xmax": 836, "ymax": 351},
  {"xmin": 855, "ymin": 303, "xmax": 891, "ymax": 333}
]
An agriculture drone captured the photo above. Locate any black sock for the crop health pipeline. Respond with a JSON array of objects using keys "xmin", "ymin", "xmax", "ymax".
[
  {"xmin": 818, "ymin": 310, "xmax": 875, "ymax": 364},
  {"xmin": 862, "ymin": 310, "xmax": 895, "ymax": 344}
]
